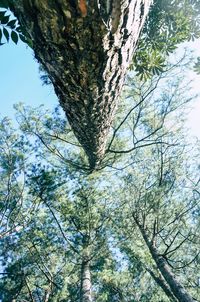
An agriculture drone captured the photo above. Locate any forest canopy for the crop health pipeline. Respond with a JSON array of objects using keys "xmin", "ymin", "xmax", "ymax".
[{"xmin": 0, "ymin": 52, "xmax": 200, "ymax": 301}]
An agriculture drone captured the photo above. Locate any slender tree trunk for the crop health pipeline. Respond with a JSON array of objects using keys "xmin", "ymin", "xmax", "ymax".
[
  {"xmin": 80, "ymin": 245, "xmax": 92, "ymax": 302},
  {"xmin": 147, "ymin": 268, "xmax": 178, "ymax": 302},
  {"xmin": 9, "ymin": 0, "xmax": 152, "ymax": 169},
  {"xmin": 137, "ymin": 222, "xmax": 195, "ymax": 302},
  {"xmin": 80, "ymin": 250, "xmax": 92, "ymax": 302}
]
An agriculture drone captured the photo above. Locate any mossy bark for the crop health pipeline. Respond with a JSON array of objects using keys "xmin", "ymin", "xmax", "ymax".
[{"xmin": 9, "ymin": 0, "xmax": 151, "ymax": 170}]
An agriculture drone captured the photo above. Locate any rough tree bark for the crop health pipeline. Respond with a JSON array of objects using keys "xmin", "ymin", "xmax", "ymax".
[
  {"xmin": 9, "ymin": 0, "xmax": 151, "ymax": 170},
  {"xmin": 136, "ymin": 221, "xmax": 195, "ymax": 302}
]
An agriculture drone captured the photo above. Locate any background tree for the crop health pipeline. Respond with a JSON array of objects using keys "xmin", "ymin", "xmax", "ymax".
[{"xmin": 112, "ymin": 139, "xmax": 200, "ymax": 301}]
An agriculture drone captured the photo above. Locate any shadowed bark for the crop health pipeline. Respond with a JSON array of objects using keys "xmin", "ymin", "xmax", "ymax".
[{"xmin": 9, "ymin": 0, "xmax": 151, "ymax": 170}]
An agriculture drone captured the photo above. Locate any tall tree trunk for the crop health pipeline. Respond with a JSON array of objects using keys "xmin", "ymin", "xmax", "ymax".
[
  {"xmin": 80, "ymin": 245, "xmax": 92, "ymax": 302},
  {"xmin": 80, "ymin": 250, "xmax": 92, "ymax": 302},
  {"xmin": 136, "ymin": 221, "xmax": 195, "ymax": 302},
  {"xmin": 146, "ymin": 268, "xmax": 178, "ymax": 302},
  {"xmin": 9, "ymin": 0, "xmax": 152, "ymax": 170}
]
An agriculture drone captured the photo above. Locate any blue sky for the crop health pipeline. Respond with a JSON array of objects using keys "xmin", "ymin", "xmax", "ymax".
[
  {"xmin": 0, "ymin": 39, "xmax": 200, "ymax": 139},
  {"xmin": 0, "ymin": 41, "xmax": 57, "ymax": 119}
]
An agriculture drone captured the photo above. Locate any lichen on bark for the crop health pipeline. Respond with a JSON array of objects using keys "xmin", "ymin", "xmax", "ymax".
[{"xmin": 9, "ymin": 0, "xmax": 152, "ymax": 170}]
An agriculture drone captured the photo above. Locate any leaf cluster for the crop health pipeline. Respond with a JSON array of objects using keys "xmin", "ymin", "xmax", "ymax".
[
  {"xmin": 133, "ymin": 0, "xmax": 200, "ymax": 79},
  {"xmin": 0, "ymin": 0, "xmax": 32, "ymax": 46}
]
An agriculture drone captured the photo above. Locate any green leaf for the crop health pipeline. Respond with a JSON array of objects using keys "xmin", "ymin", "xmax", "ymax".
[
  {"xmin": 3, "ymin": 27, "xmax": 9, "ymax": 41},
  {"xmin": 0, "ymin": 14, "xmax": 9, "ymax": 24},
  {"xmin": 11, "ymin": 30, "xmax": 18, "ymax": 44},
  {"xmin": 0, "ymin": 0, "xmax": 9, "ymax": 8},
  {"xmin": 194, "ymin": 57, "xmax": 200, "ymax": 74},
  {"xmin": 7, "ymin": 19, "xmax": 16, "ymax": 29},
  {"xmin": 0, "ymin": 10, "xmax": 6, "ymax": 19}
]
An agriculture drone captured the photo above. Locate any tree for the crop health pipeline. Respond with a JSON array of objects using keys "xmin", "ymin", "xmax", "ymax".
[
  {"xmin": 104, "ymin": 56, "xmax": 200, "ymax": 302},
  {"xmin": 0, "ymin": 53, "xmax": 199, "ymax": 301},
  {"xmin": 5, "ymin": 0, "xmax": 151, "ymax": 170},
  {"xmin": 113, "ymin": 140, "xmax": 200, "ymax": 302}
]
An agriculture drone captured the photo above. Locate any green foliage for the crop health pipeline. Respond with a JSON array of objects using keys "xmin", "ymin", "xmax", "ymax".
[
  {"xmin": 0, "ymin": 8, "xmax": 27, "ymax": 45},
  {"xmin": 194, "ymin": 56, "xmax": 200, "ymax": 73},
  {"xmin": 133, "ymin": 0, "xmax": 200, "ymax": 79},
  {"xmin": 0, "ymin": 53, "xmax": 199, "ymax": 301},
  {"xmin": 0, "ymin": 0, "xmax": 9, "ymax": 9},
  {"xmin": 0, "ymin": 1, "xmax": 32, "ymax": 46}
]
